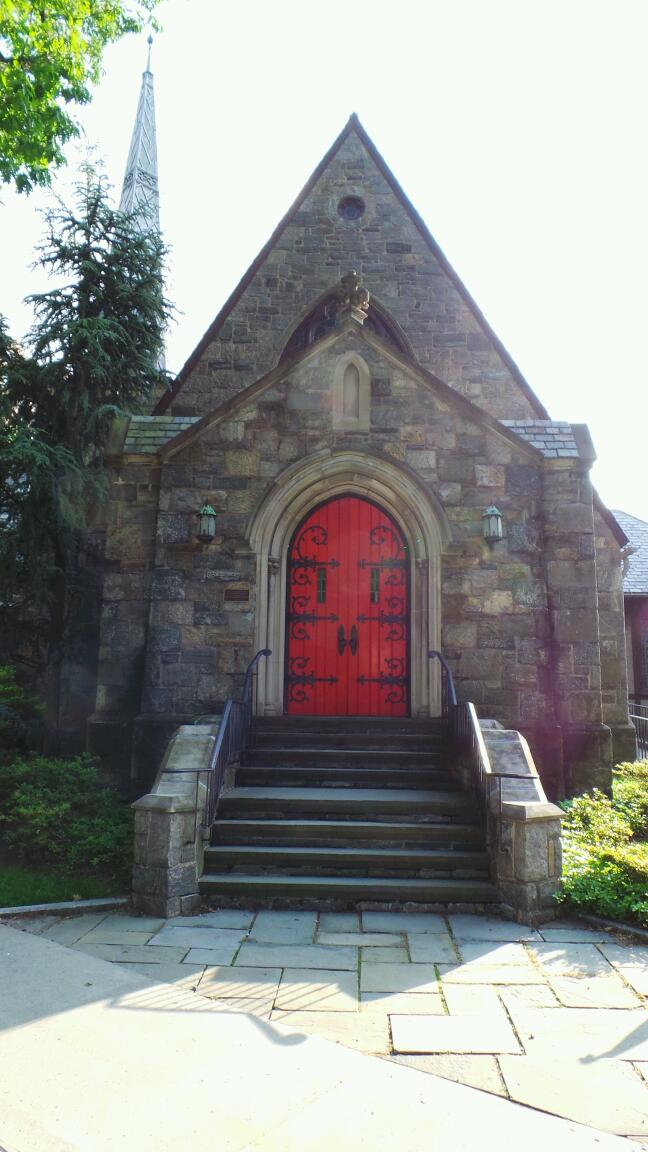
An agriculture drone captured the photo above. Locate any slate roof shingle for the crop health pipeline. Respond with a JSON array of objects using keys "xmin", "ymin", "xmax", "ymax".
[
  {"xmin": 612, "ymin": 510, "xmax": 648, "ymax": 596},
  {"xmin": 500, "ymin": 420, "xmax": 580, "ymax": 458},
  {"xmin": 124, "ymin": 414, "xmax": 199, "ymax": 453}
]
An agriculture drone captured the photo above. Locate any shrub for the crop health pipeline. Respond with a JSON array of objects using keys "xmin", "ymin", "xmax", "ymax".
[
  {"xmin": 557, "ymin": 768, "xmax": 648, "ymax": 928},
  {"xmin": 613, "ymin": 760, "xmax": 648, "ymax": 839},
  {"xmin": 0, "ymin": 665, "xmax": 40, "ymax": 751},
  {"xmin": 0, "ymin": 753, "xmax": 132, "ymax": 883}
]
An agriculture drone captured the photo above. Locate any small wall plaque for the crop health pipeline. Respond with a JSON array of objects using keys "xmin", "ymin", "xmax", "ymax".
[{"xmin": 224, "ymin": 587, "xmax": 250, "ymax": 603}]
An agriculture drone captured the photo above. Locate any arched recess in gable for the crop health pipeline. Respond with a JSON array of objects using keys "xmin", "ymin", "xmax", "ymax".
[
  {"xmin": 279, "ymin": 291, "xmax": 413, "ymax": 362},
  {"xmin": 248, "ymin": 449, "xmax": 452, "ymax": 718}
]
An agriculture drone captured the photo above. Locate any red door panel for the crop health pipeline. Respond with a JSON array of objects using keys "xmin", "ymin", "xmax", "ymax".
[{"xmin": 286, "ymin": 495, "xmax": 409, "ymax": 716}]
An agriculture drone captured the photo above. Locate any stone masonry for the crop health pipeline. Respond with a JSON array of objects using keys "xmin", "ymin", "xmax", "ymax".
[{"xmin": 88, "ymin": 117, "xmax": 632, "ymax": 798}]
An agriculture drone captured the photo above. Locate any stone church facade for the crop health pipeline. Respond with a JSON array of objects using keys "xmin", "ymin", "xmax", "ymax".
[{"xmin": 88, "ymin": 115, "xmax": 634, "ymax": 800}]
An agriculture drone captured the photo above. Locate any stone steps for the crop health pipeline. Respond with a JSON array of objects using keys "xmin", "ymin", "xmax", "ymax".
[
  {"xmin": 236, "ymin": 765, "xmax": 458, "ymax": 790},
  {"xmin": 200, "ymin": 719, "xmax": 492, "ymax": 910},
  {"xmin": 217, "ymin": 786, "xmax": 476, "ymax": 821},
  {"xmin": 199, "ymin": 872, "xmax": 499, "ymax": 904},
  {"xmin": 203, "ymin": 843, "xmax": 490, "ymax": 877},
  {"xmin": 212, "ymin": 818, "xmax": 484, "ymax": 848}
]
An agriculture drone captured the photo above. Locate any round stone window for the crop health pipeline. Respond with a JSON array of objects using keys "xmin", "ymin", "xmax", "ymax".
[{"xmin": 337, "ymin": 195, "xmax": 365, "ymax": 221}]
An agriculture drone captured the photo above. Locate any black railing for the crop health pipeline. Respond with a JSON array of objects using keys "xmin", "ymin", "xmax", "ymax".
[
  {"xmin": 629, "ymin": 701, "xmax": 648, "ymax": 759},
  {"xmin": 199, "ymin": 649, "xmax": 271, "ymax": 832},
  {"xmin": 428, "ymin": 650, "xmax": 458, "ymax": 721}
]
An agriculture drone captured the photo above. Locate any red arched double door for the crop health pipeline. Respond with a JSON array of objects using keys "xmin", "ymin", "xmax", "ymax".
[{"xmin": 285, "ymin": 495, "xmax": 409, "ymax": 716}]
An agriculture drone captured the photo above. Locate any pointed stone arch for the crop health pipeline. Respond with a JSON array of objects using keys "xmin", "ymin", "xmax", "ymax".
[{"xmin": 248, "ymin": 449, "xmax": 451, "ymax": 717}]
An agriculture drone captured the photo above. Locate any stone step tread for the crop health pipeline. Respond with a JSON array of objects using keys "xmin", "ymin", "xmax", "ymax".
[
  {"xmin": 199, "ymin": 872, "xmax": 499, "ymax": 901},
  {"xmin": 213, "ymin": 818, "xmax": 483, "ymax": 837},
  {"xmin": 222, "ymin": 786, "xmax": 470, "ymax": 804},
  {"xmin": 237, "ymin": 767, "xmax": 458, "ymax": 787},
  {"xmin": 245, "ymin": 748, "xmax": 442, "ymax": 760},
  {"xmin": 204, "ymin": 844, "xmax": 489, "ymax": 865}
]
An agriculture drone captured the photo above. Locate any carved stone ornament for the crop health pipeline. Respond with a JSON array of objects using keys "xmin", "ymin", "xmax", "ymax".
[{"xmin": 334, "ymin": 270, "xmax": 370, "ymax": 324}]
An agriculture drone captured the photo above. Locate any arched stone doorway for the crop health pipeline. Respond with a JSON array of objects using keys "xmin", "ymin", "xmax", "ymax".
[
  {"xmin": 248, "ymin": 449, "xmax": 451, "ymax": 717},
  {"xmin": 285, "ymin": 494, "xmax": 410, "ymax": 716}
]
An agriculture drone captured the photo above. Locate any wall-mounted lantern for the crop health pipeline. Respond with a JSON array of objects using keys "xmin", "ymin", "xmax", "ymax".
[
  {"xmin": 195, "ymin": 504, "xmax": 217, "ymax": 544},
  {"xmin": 483, "ymin": 505, "xmax": 503, "ymax": 545}
]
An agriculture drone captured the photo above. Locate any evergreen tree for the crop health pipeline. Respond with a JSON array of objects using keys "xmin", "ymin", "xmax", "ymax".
[{"xmin": 0, "ymin": 164, "xmax": 172, "ymax": 747}]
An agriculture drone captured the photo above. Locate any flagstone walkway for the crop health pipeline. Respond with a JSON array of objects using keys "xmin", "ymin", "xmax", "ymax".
[{"xmin": 8, "ymin": 908, "xmax": 648, "ymax": 1143}]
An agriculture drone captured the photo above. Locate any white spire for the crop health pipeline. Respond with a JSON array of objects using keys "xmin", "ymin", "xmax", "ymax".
[{"xmin": 119, "ymin": 35, "xmax": 159, "ymax": 231}]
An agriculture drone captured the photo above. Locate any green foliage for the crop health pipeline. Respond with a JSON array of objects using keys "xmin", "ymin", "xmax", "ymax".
[
  {"xmin": 558, "ymin": 766, "xmax": 648, "ymax": 928},
  {"xmin": 0, "ymin": 0, "xmax": 160, "ymax": 192},
  {"xmin": 0, "ymin": 861, "xmax": 120, "ymax": 906},
  {"xmin": 0, "ymin": 166, "xmax": 171, "ymax": 607},
  {"xmin": 613, "ymin": 760, "xmax": 648, "ymax": 839},
  {"xmin": 0, "ymin": 753, "xmax": 132, "ymax": 882},
  {"xmin": 0, "ymin": 664, "xmax": 40, "ymax": 747}
]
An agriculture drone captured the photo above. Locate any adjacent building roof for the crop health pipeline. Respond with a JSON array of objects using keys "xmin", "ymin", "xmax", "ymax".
[
  {"xmin": 613, "ymin": 510, "xmax": 648, "ymax": 595},
  {"xmin": 501, "ymin": 421, "xmax": 581, "ymax": 458},
  {"xmin": 124, "ymin": 415, "xmax": 198, "ymax": 453}
]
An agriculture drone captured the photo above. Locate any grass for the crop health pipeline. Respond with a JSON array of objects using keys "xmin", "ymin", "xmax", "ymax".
[{"xmin": 0, "ymin": 860, "xmax": 122, "ymax": 908}]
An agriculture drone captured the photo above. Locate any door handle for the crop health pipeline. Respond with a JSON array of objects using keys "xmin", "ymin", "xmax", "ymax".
[
  {"xmin": 337, "ymin": 624, "xmax": 346, "ymax": 656},
  {"xmin": 349, "ymin": 625, "xmax": 358, "ymax": 656}
]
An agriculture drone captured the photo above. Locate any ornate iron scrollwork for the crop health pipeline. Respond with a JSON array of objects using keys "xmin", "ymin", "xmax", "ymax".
[
  {"xmin": 356, "ymin": 596, "xmax": 407, "ymax": 641},
  {"xmin": 289, "ymin": 594, "xmax": 338, "ymax": 641},
  {"xmin": 287, "ymin": 655, "xmax": 337, "ymax": 704},
  {"xmin": 289, "ymin": 524, "xmax": 339, "ymax": 586},
  {"xmin": 357, "ymin": 657, "xmax": 407, "ymax": 704}
]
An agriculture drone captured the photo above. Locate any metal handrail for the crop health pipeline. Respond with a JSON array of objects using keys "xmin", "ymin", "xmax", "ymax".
[
  {"xmin": 199, "ymin": 649, "xmax": 271, "ymax": 832},
  {"xmin": 428, "ymin": 649, "xmax": 457, "ymax": 720},
  {"xmin": 629, "ymin": 701, "xmax": 648, "ymax": 758}
]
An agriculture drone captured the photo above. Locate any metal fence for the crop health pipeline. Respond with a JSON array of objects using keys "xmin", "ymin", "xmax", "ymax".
[{"xmin": 629, "ymin": 701, "xmax": 648, "ymax": 759}]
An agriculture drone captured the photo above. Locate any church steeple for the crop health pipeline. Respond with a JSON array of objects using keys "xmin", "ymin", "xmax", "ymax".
[{"xmin": 120, "ymin": 35, "xmax": 160, "ymax": 231}]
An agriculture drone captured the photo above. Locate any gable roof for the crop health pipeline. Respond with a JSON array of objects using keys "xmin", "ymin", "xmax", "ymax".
[
  {"xmin": 132, "ymin": 320, "xmax": 566, "ymax": 465},
  {"xmin": 155, "ymin": 114, "xmax": 549, "ymax": 420},
  {"xmin": 613, "ymin": 510, "xmax": 648, "ymax": 594}
]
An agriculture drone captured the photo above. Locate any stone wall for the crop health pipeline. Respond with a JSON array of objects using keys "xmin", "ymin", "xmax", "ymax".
[{"xmin": 165, "ymin": 128, "xmax": 540, "ymax": 424}]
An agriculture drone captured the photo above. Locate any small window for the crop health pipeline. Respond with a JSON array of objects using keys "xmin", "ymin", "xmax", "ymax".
[
  {"xmin": 337, "ymin": 196, "xmax": 365, "ymax": 220},
  {"xmin": 342, "ymin": 363, "xmax": 360, "ymax": 418}
]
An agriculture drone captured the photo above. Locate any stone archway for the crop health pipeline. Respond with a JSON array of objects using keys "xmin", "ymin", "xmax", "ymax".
[{"xmin": 248, "ymin": 449, "xmax": 451, "ymax": 717}]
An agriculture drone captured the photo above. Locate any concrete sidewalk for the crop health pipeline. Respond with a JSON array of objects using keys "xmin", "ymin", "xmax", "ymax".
[{"xmin": 0, "ymin": 923, "xmax": 644, "ymax": 1152}]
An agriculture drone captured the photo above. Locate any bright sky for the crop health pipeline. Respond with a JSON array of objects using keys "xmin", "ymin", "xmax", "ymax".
[{"xmin": 1, "ymin": 0, "xmax": 647, "ymax": 519}]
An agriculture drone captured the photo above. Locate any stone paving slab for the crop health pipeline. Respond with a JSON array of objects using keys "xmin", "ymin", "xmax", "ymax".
[
  {"xmin": 361, "ymin": 962, "xmax": 439, "ymax": 994},
  {"xmin": 129, "ymin": 962, "xmax": 205, "ymax": 987},
  {"xmin": 362, "ymin": 911, "xmax": 449, "ymax": 934},
  {"xmin": 196, "ymin": 995, "xmax": 275, "ymax": 1017},
  {"xmin": 270, "ymin": 1009, "xmax": 390, "ymax": 1053},
  {"xmin": 275, "ymin": 968, "xmax": 358, "ymax": 1012},
  {"xmin": 539, "ymin": 925, "xmax": 618, "ymax": 943},
  {"xmin": 439, "ymin": 964, "xmax": 544, "ymax": 985},
  {"xmin": 236, "ymin": 942, "xmax": 358, "ymax": 970},
  {"xmin": 182, "ymin": 945, "xmax": 241, "ymax": 964},
  {"xmin": 148, "ymin": 925, "xmax": 247, "ymax": 950},
  {"xmin": 456, "ymin": 942, "xmax": 535, "ymax": 967},
  {"xmin": 42, "ymin": 913, "xmax": 110, "ymax": 944},
  {"xmin": 361, "ymin": 992, "xmax": 445, "ymax": 1015},
  {"xmin": 251, "ymin": 911, "xmax": 317, "ymax": 943},
  {"xmin": 361, "ymin": 945, "xmax": 410, "ymax": 964},
  {"xmin": 448, "ymin": 915, "xmax": 542, "ymax": 942},
  {"xmin": 391, "ymin": 1053, "xmax": 507, "ymax": 1096},
  {"xmin": 600, "ymin": 945, "xmax": 648, "ymax": 971},
  {"xmin": 407, "ymin": 935, "xmax": 458, "ymax": 964},
  {"xmin": 319, "ymin": 912, "xmax": 360, "ymax": 932},
  {"xmin": 101, "ymin": 915, "xmax": 165, "ymax": 933},
  {"xmin": 78, "ymin": 929, "xmax": 154, "ymax": 946},
  {"xmin": 499, "ymin": 1056, "xmax": 648, "ymax": 1137},
  {"xmin": 508, "ymin": 1008, "xmax": 648, "ymax": 1061},
  {"xmin": 169, "ymin": 910, "xmax": 255, "ymax": 929},
  {"xmin": 442, "ymin": 984, "xmax": 507, "ymax": 1017},
  {"xmin": 528, "ymin": 943, "xmax": 615, "ymax": 977},
  {"xmin": 391, "ymin": 1014, "xmax": 522, "ymax": 1055},
  {"xmin": 617, "ymin": 968, "xmax": 648, "ymax": 997},
  {"xmin": 318, "ymin": 932, "xmax": 403, "ymax": 947},
  {"xmin": 548, "ymin": 974, "xmax": 642, "ymax": 1009},
  {"xmin": 73, "ymin": 942, "xmax": 188, "ymax": 964},
  {"xmin": 498, "ymin": 985, "xmax": 560, "ymax": 1011},
  {"xmin": 198, "ymin": 965, "xmax": 282, "ymax": 998}
]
